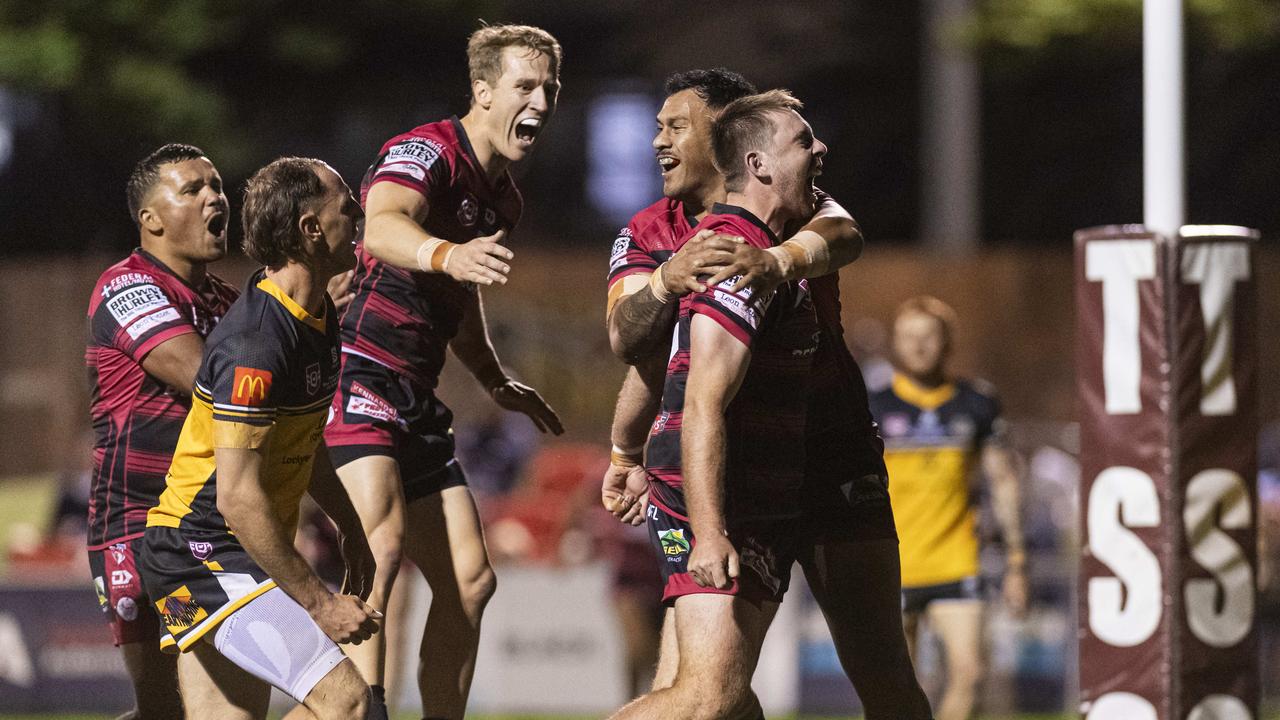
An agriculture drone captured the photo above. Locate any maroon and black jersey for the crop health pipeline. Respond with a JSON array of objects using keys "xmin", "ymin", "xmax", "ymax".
[
  {"xmin": 606, "ymin": 197, "xmax": 696, "ymax": 289},
  {"xmin": 608, "ymin": 191, "xmax": 886, "ymax": 484},
  {"xmin": 645, "ymin": 204, "xmax": 818, "ymax": 521},
  {"xmin": 85, "ymin": 249, "xmax": 237, "ymax": 549},
  {"xmin": 341, "ymin": 116, "xmax": 522, "ymax": 392}
]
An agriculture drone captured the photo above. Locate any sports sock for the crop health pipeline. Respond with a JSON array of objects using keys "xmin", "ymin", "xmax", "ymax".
[{"xmin": 367, "ymin": 685, "xmax": 388, "ymax": 720}]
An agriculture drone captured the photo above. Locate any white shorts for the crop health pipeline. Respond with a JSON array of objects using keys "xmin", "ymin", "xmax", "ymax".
[{"xmin": 212, "ymin": 587, "xmax": 347, "ymax": 703}]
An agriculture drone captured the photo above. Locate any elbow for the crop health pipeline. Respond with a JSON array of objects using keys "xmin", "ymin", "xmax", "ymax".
[
  {"xmin": 832, "ymin": 218, "xmax": 864, "ymax": 262},
  {"xmin": 609, "ymin": 321, "xmax": 646, "ymax": 365}
]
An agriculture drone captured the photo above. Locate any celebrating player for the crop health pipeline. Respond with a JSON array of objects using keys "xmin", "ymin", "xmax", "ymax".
[
  {"xmin": 609, "ymin": 89, "xmax": 828, "ymax": 719},
  {"xmin": 86, "ymin": 143, "xmax": 238, "ymax": 719},
  {"xmin": 322, "ymin": 23, "xmax": 564, "ymax": 719},
  {"xmin": 139, "ymin": 157, "xmax": 377, "ymax": 719},
  {"xmin": 871, "ymin": 296, "xmax": 1027, "ymax": 720},
  {"xmin": 602, "ymin": 71, "xmax": 930, "ymax": 718}
]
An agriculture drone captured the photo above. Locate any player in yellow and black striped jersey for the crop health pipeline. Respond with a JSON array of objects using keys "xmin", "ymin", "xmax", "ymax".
[
  {"xmin": 138, "ymin": 158, "xmax": 378, "ymax": 718},
  {"xmin": 868, "ymin": 295, "xmax": 1026, "ymax": 720}
]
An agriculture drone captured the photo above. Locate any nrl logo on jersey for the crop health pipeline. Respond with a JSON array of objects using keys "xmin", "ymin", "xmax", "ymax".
[{"xmin": 305, "ymin": 363, "xmax": 321, "ymax": 395}]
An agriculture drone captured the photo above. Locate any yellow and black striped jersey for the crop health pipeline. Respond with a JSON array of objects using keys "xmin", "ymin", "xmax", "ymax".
[
  {"xmin": 147, "ymin": 270, "xmax": 340, "ymax": 537},
  {"xmin": 870, "ymin": 372, "xmax": 1003, "ymax": 588}
]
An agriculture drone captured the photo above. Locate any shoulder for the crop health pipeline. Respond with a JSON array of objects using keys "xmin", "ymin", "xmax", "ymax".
[
  {"xmin": 955, "ymin": 378, "xmax": 1001, "ymax": 413},
  {"xmin": 627, "ymin": 197, "xmax": 680, "ymax": 231},
  {"xmin": 376, "ymin": 121, "xmax": 457, "ymax": 175},
  {"xmin": 700, "ymin": 213, "xmax": 769, "ymax": 248}
]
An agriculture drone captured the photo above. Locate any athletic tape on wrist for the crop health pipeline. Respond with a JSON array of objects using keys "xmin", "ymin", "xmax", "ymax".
[
  {"xmin": 610, "ymin": 444, "xmax": 643, "ymax": 467},
  {"xmin": 649, "ymin": 263, "xmax": 673, "ymax": 303}
]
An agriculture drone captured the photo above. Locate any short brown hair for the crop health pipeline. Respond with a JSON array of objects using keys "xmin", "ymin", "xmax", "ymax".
[
  {"xmin": 894, "ymin": 295, "xmax": 959, "ymax": 347},
  {"xmin": 241, "ymin": 157, "xmax": 328, "ymax": 268},
  {"xmin": 467, "ymin": 23, "xmax": 562, "ymax": 87},
  {"xmin": 127, "ymin": 143, "xmax": 207, "ymax": 226},
  {"xmin": 711, "ymin": 89, "xmax": 804, "ymax": 192}
]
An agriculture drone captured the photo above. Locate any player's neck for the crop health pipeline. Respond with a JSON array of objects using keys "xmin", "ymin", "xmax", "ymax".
[
  {"xmin": 459, "ymin": 112, "xmax": 511, "ymax": 182},
  {"xmin": 897, "ymin": 368, "xmax": 949, "ymax": 390},
  {"xmin": 264, "ymin": 263, "xmax": 326, "ymax": 317},
  {"xmin": 725, "ymin": 188, "xmax": 790, "ymax": 237},
  {"xmin": 141, "ymin": 238, "xmax": 206, "ymax": 287},
  {"xmin": 680, "ymin": 179, "xmax": 728, "ymax": 221}
]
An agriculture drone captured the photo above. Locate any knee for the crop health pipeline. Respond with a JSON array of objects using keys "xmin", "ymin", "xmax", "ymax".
[
  {"xmin": 459, "ymin": 564, "xmax": 496, "ymax": 612},
  {"xmin": 310, "ymin": 669, "xmax": 370, "ymax": 720},
  {"xmin": 366, "ymin": 529, "xmax": 404, "ymax": 576}
]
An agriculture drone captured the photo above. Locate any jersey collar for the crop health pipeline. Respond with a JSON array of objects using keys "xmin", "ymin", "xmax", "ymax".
[
  {"xmin": 891, "ymin": 372, "xmax": 956, "ymax": 411},
  {"xmin": 255, "ymin": 275, "xmax": 327, "ymax": 333},
  {"xmin": 709, "ymin": 203, "xmax": 780, "ymax": 246}
]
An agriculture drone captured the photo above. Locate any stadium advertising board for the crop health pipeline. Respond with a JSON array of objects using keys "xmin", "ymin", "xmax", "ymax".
[{"xmin": 1076, "ymin": 225, "xmax": 1258, "ymax": 720}]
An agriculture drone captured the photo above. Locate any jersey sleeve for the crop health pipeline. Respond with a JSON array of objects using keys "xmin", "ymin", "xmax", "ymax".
[
  {"xmin": 686, "ymin": 222, "xmax": 777, "ymax": 348},
  {"xmin": 975, "ymin": 385, "xmax": 1008, "ymax": 447},
  {"xmin": 606, "ymin": 219, "xmax": 660, "ymax": 288},
  {"xmin": 90, "ymin": 274, "xmax": 196, "ymax": 362},
  {"xmin": 203, "ymin": 331, "xmax": 289, "ymax": 449},
  {"xmin": 367, "ymin": 135, "xmax": 452, "ymax": 199}
]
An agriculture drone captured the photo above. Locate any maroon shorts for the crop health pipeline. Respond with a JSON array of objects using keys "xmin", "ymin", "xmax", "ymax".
[
  {"xmin": 325, "ymin": 352, "xmax": 467, "ymax": 502},
  {"xmin": 645, "ymin": 491, "xmax": 800, "ymax": 607},
  {"xmin": 87, "ymin": 536, "xmax": 159, "ymax": 646}
]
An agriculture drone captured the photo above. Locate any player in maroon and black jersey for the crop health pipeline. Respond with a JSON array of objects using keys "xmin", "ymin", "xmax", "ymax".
[
  {"xmin": 602, "ymin": 71, "xmax": 930, "ymax": 718},
  {"xmin": 323, "ymin": 24, "xmax": 564, "ymax": 719},
  {"xmin": 85, "ymin": 143, "xmax": 237, "ymax": 719},
  {"xmin": 609, "ymin": 89, "xmax": 832, "ymax": 719}
]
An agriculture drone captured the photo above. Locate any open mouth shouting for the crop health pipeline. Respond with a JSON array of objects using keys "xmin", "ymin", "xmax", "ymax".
[
  {"xmin": 657, "ymin": 154, "xmax": 679, "ymax": 176},
  {"xmin": 514, "ymin": 117, "xmax": 543, "ymax": 148},
  {"xmin": 205, "ymin": 210, "xmax": 228, "ymax": 237}
]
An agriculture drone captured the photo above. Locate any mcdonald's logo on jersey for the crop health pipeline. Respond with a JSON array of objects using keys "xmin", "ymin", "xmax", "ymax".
[{"xmin": 232, "ymin": 367, "xmax": 273, "ymax": 406}]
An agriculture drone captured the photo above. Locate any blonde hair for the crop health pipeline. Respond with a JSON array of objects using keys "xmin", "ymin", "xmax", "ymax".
[
  {"xmin": 893, "ymin": 295, "xmax": 959, "ymax": 348},
  {"xmin": 467, "ymin": 23, "xmax": 562, "ymax": 87},
  {"xmin": 711, "ymin": 89, "xmax": 804, "ymax": 192}
]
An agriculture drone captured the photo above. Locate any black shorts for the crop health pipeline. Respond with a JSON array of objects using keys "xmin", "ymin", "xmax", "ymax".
[
  {"xmin": 901, "ymin": 576, "xmax": 982, "ymax": 615},
  {"xmin": 325, "ymin": 352, "xmax": 468, "ymax": 502},
  {"xmin": 88, "ymin": 536, "xmax": 159, "ymax": 646},
  {"xmin": 139, "ymin": 526, "xmax": 276, "ymax": 653},
  {"xmin": 646, "ymin": 489, "xmax": 800, "ymax": 607}
]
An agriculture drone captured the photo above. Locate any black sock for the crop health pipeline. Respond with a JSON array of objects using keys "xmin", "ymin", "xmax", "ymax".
[{"xmin": 370, "ymin": 684, "xmax": 386, "ymax": 704}]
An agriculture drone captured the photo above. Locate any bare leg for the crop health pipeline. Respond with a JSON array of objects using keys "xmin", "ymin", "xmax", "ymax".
[
  {"xmin": 177, "ymin": 642, "xmax": 271, "ymax": 720},
  {"xmin": 800, "ymin": 536, "xmax": 932, "ymax": 719},
  {"xmin": 614, "ymin": 590, "xmax": 663, "ymax": 697},
  {"xmin": 927, "ymin": 600, "xmax": 984, "ymax": 720},
  {"xmin": 117, "ymin": 636, "xmax": 182, "ymax": 720},
  {"xmin": 649, "ymin": 606, "xmax": 679, "ymax": 691},
  {"xmin": 335, "ymin": 455, "xmax": 407, "ymax": 689},
  {"xmin": 609, "ymin": 594, "xmax": 777, "ymax": 720},
  {"xmin": 401, "ymin": 485, "xmax": 496, "ymax": 719}
]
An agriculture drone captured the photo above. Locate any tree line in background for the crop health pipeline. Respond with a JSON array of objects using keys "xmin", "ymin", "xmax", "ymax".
[{"xmin": 1, "ymin": 0, "xmax": 1278, "ymax": 253}]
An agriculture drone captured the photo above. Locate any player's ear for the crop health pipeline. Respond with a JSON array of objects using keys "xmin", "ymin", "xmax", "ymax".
[
  {"xmin": 472, "ymin": 78, "xmax": 493, "ymax": 110},
  {"xmin": 138, "ymin": 206, "xmax": 163, "ymax": 234},
  {"xmin": 745, "ymin": 150, "xmax": 769, "ymax": 182},
  {"xmin": 298, "ymin": 210, "xmax": 323, "ymax": 246}
]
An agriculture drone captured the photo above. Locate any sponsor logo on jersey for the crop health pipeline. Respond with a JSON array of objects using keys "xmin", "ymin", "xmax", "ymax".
[
  {"xmin": 232, "ymin": 367, "xmax": 273, "ymax": 406},
  {"xmin": 458, "ymin": 195, "xmax": 479, "ymax": 226},
  {"xmin": 100, "ymin": 272, "xmax": 157, "ymax": 297},
  {"xmin": 305, "ymin": 362, "xmax": 321, "ymax": 395},
  {"xmin": 386, "ymin": 137, "xmax": 443, "ymax": 168},
  {"xmin": 125, "ymin": 306, "xmax": 181, "ymax": 340},
  {"xmin": 107, "ymin": 284, "xmax": 171, "ymax": 326},
  {"xmin": 94, "ymin": 576, "xmax": 108, "ymax": 609},
  {"xmin": 483, "ymin": 208, "xmax": 497, "ymax": 227},
  {"xmin": 110, "ymin": 570, "xmax": 133, "ymax": 587},
  {"xmin": 609, "ymin": 232, "xmax": 631, "ymax": 272},
  {"xmin": 380, "ymin": 161, "xmax": 426, "ymax": 181},
  {"xmin": 659, "ymin": 529, "xmax": 690, "ymax": 560},
  {"xmin": 157, "ymin": 585, "xmax": 207, "ymax": 633},
  {"xmin": 110, "ymin": 544, "xmax": 127, "ymax": 564},
  {"xmin": 188, "ymin": 541, "xmax": 213, "ymax": 561}
]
